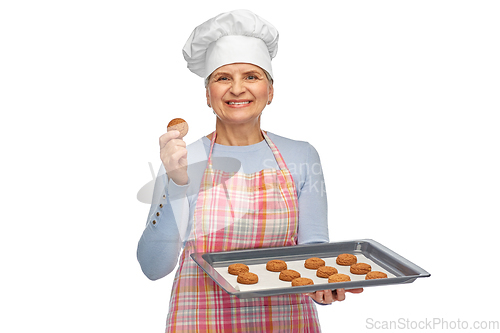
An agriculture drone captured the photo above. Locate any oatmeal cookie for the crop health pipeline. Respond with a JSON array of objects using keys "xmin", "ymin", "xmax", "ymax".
[
  {"xmin": 336, "ymin": 253, "xmax": 357, "ymax": 266},
  {"xmin": 279, "ymin": 269, "xmax": 301, "ymax": 282},
  {"xmin": 316, "ymin": 266, "xmax": 338, "ymax": 278},
  {"xmin": 266, "ymin": 260, "xmax": 287, "ymax": 272},
  {"xmin": 304, "ymin": 257, "xmax": 326, "ymax": 269},
  {"xmin": 365, "ymin": 271, "xmax": 388, "ymax": 280},
  {"xmin": 228, "ymin": 263, "xmax": 249, "ymax": 276},
  {"xmin": 291, "ymin": 277, "xmax": 314, "ymax": 286},
  {"xmin": 167, "ymin": 118, "xmax": 189, "ymax": 138},
  {"xmin": 237, "ymin": 272, "xmax": 259, "ymax": 285},
  {"xmin": 350, "ymin": 263, "xmax": 372, "ymax": 275},
  {"xmin": 328, "ymin": 274, "xmax": 351, "ymax": 283}
]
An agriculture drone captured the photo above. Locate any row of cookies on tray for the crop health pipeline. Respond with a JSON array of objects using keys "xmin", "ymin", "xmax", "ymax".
[{"xmin": 228, "ymin": 254, "xmax": 388, "ymax": 285}]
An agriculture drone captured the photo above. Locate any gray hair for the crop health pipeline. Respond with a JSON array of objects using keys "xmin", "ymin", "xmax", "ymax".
[{"xmin": 204, "ymin": 69, "xmax": 273, "ymax": 88}]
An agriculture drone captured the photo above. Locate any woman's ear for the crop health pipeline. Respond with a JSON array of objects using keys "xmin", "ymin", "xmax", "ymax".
[
  {"xmin": 206, "ymin": 88, "xmax": 211, "ymax": 107},
  {"xmin": 268, "ymin": 84, "xmax": 274, "ymax": 104}
]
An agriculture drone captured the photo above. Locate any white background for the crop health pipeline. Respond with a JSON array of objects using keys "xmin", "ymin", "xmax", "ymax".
[{"xmin": 1, "ymin": 0, "xmax": 499, "ymax": 332}]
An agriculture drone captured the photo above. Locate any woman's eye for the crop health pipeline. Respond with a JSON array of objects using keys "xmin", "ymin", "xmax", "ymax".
[
  {"xmin": 216, "ymin": 76, "xmax": 229, "ymax": 81},
  {"xmin": 247, "ymin": 75, "xmax": 256, "ymax": 80}
]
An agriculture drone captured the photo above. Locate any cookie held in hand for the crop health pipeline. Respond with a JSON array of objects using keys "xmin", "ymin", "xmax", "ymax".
[{"xmin": 167, "ymin": 118, "xmax": 189, "ymax": 138}]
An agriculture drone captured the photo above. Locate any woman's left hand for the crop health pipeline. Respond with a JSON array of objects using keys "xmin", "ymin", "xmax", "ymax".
[{"xmin": 305, "ymin": 288, "xmax": 364, "ymax": 305}]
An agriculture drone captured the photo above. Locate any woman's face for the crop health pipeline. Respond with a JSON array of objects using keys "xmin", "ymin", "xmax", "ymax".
[{"xmin": 206, "ymin": 63, "xmax": 273, "ymax": 126}]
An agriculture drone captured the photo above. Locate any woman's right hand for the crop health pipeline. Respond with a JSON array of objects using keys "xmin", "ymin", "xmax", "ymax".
[{"xmin": 160, "ymin": 130, "xmax": 188, "ymax": 185}]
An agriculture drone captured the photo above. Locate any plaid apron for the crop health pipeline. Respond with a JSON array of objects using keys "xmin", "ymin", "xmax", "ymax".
[{"xmin": 165, "ymin": 131, "xmax": 321, "ymax": 332}]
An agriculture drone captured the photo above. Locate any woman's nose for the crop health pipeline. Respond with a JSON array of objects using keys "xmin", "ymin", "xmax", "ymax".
[{"xmin": 229, "ymin": 80, "xmax": 246, "ymax": 95}]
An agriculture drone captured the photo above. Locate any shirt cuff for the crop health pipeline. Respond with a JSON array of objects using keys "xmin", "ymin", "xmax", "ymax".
[{"xmin": 167, "ymin": 177, "xmax": 190, "ymax": 200}]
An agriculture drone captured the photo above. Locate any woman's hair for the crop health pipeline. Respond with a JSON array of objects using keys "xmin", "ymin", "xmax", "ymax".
[{"xmin": 204, "ymin": 68, "xmax": 273, "ymax": 88}]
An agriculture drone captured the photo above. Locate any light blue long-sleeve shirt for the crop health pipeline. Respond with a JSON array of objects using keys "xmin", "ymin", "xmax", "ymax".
[{"xmin": 137, "ymin": 132, "xmax": 329, "ymax": 280}]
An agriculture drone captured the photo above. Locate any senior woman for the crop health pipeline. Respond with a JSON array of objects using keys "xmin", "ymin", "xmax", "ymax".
[{"xmin": 137, "ymin": 9, "xmax": 362, "ymax": 332}]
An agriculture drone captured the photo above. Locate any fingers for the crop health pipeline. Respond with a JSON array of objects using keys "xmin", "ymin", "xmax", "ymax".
[
  {"xmin": 346, "ymin": 288, "xmax": 364, "ymax": 294},
  {"xmin": 160, "ymin": 131, "xmax": 187, "ymax": 167},
  {"xmin": 304, "ymin": 290, "xmax": 334, "ymax": 305},
  {"xmin": 333, "ymin": 288, "xmax": 346, "ymax": 302},
  {"xmin": 305, "ymin": 292, "xmax": 315, "ymax": 299},
  {"xmin": 304, "ymin": 291, "xmax": 328, "ymax": 305},
  {"xmin": 315, "ymin": 290, "xmax": 325, "ymax": 303},
  {"xmin": 169, "ymin": 144, "xmax": 188, "ymax": 159},
  {"xmin": 305, "ymin": 288, "xmax": 363, "ymax": 304},
  {"xmin": 322, "ymin": 289, "xmax": 334, "ymax": 304},
  {"xmin": 161, "ymin": 146, "xmax": 187, "ymax": 170},
  {"xmin": 159, "ymin": 130, "xmax": 185, "ymax": 149},
  {"xmin": 159, "ymin": 130, "xmax": 189, "ymax": 185}
]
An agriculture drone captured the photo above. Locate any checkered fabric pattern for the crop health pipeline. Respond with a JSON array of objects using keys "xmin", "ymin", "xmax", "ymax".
[{"xmin": 165, "ymin": 131, "xmax": 321, "ymax": 332}]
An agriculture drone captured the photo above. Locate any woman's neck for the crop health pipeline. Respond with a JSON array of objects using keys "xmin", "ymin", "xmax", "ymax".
[{"xmin": 207, "ymin": 119, "xmax": 265, "ymax": 146}]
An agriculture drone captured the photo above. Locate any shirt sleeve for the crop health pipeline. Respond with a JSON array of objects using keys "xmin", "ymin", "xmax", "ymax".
[
  {"xmin": 136, "ymin": 163, "xmax": 190, "ymax": 280},
  {"xmin": 296, "ymin": 144, "xmax": 329, "ymax": 244}
]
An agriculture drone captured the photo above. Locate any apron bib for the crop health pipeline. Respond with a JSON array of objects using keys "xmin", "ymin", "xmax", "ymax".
[{"xmin": 165, "ymin": 131, "xmax": 321, "ymax": 332}]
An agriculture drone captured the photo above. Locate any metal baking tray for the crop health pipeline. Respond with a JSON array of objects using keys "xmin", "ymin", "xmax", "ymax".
[{"xmin": 190, "ymin": 239, "xmax": 430, "ymax": 299}]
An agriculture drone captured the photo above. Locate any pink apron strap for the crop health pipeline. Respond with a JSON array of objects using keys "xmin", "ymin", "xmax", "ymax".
[{"xmin": 208, "ymin": 130, "xmax": 289, "ymax": 170}]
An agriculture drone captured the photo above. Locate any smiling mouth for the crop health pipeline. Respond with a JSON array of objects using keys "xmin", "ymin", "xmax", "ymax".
[{"xmin": 227, "ymin": 101, "xmax": 251, "ymax": 105}]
